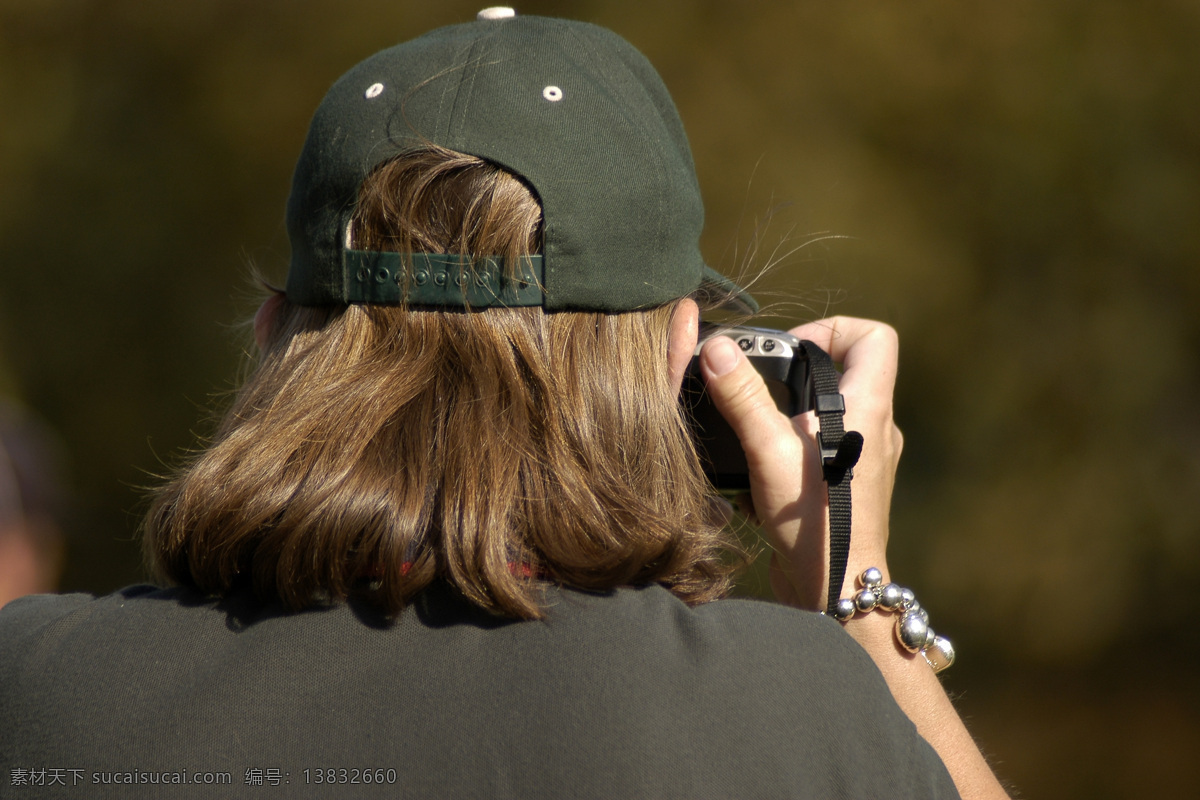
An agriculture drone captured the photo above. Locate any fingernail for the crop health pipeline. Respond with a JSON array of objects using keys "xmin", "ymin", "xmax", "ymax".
[{"xmin": 706, "ymin": 336, "xmax": 740, "ymax": 376}]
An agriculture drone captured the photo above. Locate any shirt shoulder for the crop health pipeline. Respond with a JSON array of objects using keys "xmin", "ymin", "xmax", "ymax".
[
  {"xmin": 544, "ymin": 584, "xmax": 882, "ymax": 684},
  {"xmin": 0, "ymin": 585, "xmax": 195, "ymax": 669}
]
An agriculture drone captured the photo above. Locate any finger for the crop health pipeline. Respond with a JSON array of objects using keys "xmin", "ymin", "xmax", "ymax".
[
  {"xmin": 790, "ymin": 316, "xmax": 899, "ymax": 415},
  {"xmin": 698, "ymin": 335, "xmax": 803, "ymax": 478},
  {"xmin": 700, "ymin": 335, "xmax": 827, "ymax": 606},
  {"xmin": 789, "ymin": 317, "xmax": 904, "ymax": 590},
  {"xmin": 789, "ymin": 315, "xmax": 891, "ymax": 362}
]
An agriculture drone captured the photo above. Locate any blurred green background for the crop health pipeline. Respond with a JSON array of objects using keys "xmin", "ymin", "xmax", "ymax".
[{"xmin": 2, "ymin": 0, "xmax": 1197, "ymax": 795}]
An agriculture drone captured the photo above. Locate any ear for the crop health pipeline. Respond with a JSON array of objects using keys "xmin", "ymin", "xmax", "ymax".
[
  {"xmin": 253, "ymin": 293, "xmax": 285, "ymax": 352},
  {"xmin": 667, "ymin": 297, "xmax": 700, "ymax": 395}
]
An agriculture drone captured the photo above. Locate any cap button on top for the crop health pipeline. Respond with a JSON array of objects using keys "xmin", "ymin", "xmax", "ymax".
[{"xmin": 477, "ymin": 7, "xmax": 516, "ymax": 20}]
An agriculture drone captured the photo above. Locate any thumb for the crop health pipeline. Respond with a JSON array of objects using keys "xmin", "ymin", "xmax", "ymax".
[
  {"xmin": 698, "ymin": 336, "xmax": 800, "ymax": 477},
  {"xmin": 700, "ymin": 334, "xmax": 828, "ymax": 609}
]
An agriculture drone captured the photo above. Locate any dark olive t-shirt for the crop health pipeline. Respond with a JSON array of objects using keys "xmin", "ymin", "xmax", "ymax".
[{"xmin": 0, "ymin": 582, "xmax": 958, "ymax": 799}]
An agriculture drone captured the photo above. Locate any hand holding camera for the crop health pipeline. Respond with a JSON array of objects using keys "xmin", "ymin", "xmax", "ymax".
[{"xmin": 693, "ymin": 316, "xmax": 903, "ymax": 611}]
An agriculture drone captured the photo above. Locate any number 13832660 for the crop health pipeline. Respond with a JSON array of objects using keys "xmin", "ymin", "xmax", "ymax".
[{"xmin": 304, "ymin": 768, "xmax": 398, "ymax": 785}]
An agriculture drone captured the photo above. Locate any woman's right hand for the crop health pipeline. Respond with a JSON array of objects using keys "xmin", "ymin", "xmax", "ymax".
[{"xmin": 697, "ymin": 316, "xmax": 904, "ymax": 609}]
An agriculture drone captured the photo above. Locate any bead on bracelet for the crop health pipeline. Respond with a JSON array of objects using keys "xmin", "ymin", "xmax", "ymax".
[{"xmin": 829, "ymin": 567, "xmax": 955, "ymax": 673}]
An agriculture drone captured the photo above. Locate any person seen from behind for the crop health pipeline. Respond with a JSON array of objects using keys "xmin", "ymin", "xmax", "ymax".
[{"xmin": 0, "ymin": 9, "xmax": 1013, "ymax": 799}]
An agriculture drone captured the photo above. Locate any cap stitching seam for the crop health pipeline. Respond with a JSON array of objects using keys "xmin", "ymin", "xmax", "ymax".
[{"xmin": 566, "ymin": 26, "xmax": 670, "ymax": 303}]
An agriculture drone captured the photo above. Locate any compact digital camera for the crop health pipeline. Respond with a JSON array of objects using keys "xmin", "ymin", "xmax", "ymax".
[{"xmin": 681, "ymin": 325, "xmax": 814, "ymax": 491}]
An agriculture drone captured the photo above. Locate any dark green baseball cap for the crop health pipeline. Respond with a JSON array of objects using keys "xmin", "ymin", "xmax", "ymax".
[{"xmin": 284, "ymin": 8, "xmax": 756, "ymax": 314}]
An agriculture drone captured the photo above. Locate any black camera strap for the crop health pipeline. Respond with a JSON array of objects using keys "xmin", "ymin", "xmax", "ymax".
[{"xmin": 797, "ymin": 342, "xmax": 864, "ymax": 615}]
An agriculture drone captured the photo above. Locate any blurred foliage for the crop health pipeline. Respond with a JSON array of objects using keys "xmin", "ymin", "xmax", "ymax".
[{"xmin": 2, "ymin": 0, "xmax": 1198, "ymax": 796}]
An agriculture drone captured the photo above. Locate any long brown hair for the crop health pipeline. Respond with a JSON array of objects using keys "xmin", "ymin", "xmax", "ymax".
[{"xmin": 143, "ymin": 146, "xmax": 741, "ymax": 618}]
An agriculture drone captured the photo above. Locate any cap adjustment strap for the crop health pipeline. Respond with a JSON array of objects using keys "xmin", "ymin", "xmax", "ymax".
[{"xmin": 342, "ymin": 251, "xmax": 544, "ymax": 307}]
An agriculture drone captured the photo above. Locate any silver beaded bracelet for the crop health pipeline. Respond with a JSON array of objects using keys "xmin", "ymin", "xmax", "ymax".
[{"xmin": 829, "ymin": 567, "xmax": 956, "ymax": 673}]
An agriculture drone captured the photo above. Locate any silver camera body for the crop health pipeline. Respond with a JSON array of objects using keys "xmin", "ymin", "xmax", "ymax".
[{"xmin": 681, "ymin": 325, "xmax": 814, "ymax": 491}]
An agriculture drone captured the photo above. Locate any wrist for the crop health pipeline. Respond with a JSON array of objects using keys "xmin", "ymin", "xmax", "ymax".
[
  {"xmin": 828, "ymin": 567, "xmax": 955, "ymax": 674},
  {"xmin": 842, "ymin": 603, "xmax": 919, "ymax": 663}
]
